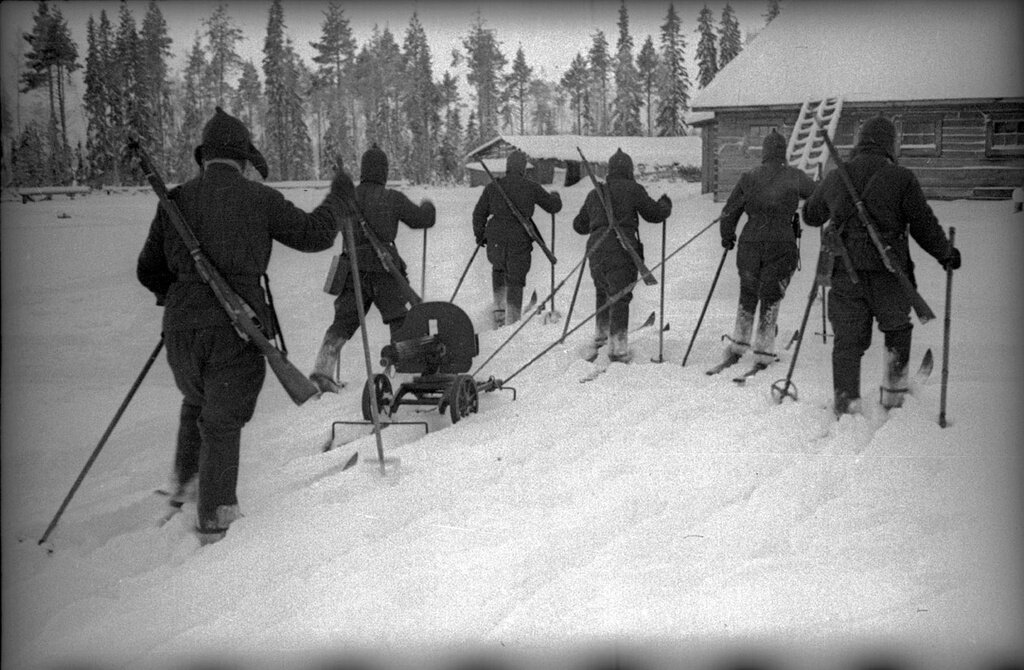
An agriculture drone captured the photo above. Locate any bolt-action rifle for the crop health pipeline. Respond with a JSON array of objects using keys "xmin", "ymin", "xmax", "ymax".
[
  {"xmin": 818, "ymin": 130, "xmax": 935, "ymax": 323},
  {"xmin": 127, "ymin": 135, "xmax": 321, "ymax": 405},
  {"xmin": 477, "ymin": 159, "xmax": 557, "ymax": 265},
  {"xmin": 576, "ymin": 147, "xmax": 658, "ymax": 286},
  {"xmin": 332, "ymin": 160, "xmax": 422, "ymax": 308}
]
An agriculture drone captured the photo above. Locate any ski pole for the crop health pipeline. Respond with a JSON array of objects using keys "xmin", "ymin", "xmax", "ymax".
[
  {"xmin": 39, "ymin": 336, "xmax": 165, "ymax": 546},
  {"xmin": 561, "ymin": 257, "xmax": 587, "ymax": 341},
  {"xmin": 499, "ymin": 217, "xmax": 719, "ymax": 384},
  {"xmin": 652, "ymin": 217, "xmax": 668, "ymax": 363},
  {"xmin": 770, "ymin": 276, "xmax": 819, "ymax": 404},
  {"xmin": 449, "ymin": 243, "xmax": 482, "ymax": 303},
  {"xmin": 939, "ymin": 226, "xmax": 955, "ymax": 428},
  {"xmin": 545, "ymin": 213, "xmax": 561, "ymax": 321},
  {"xmin": 421, "ymin": 228, "xmax": 428, "ymax": 298},
  {"xmin": 341, "ymin": 213, "xmax": 387, "ymax": 474},
  {"xmin": 681, "ymin": 245, "xmax": 728, "ymax": 367}
]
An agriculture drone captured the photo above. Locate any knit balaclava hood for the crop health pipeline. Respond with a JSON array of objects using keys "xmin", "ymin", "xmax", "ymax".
[
  {"xmin": 608, "ymin": 148, "xmax": 634, "ymax": 180},
  {"xmin": 360, "ymin": 144, "xmax": 389, "ymax": 185},
  {"xmin": 855, "ymin": 116, "xmax": 897, "ymax": 160},
  {"xmin": 505, "ymin": 150, "xmax": 528, "ymax": 178},
  {"xmin": 762, "ymin": 130, "xmax": 787, "ymax": 164},
  {"xmin": 194, "ymin": 106, "xmax": 268, "ymax": 178}
]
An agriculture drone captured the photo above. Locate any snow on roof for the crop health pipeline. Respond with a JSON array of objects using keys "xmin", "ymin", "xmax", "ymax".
[
  {"xmin": 691, "ymin": 0, "xmax": 1024, "ymax": 110},
  {"xmin": 467, "ymin": 134, "xmax": 703, "ymax": 167}
]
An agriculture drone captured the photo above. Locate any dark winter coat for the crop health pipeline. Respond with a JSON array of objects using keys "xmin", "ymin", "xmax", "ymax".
[
  {"xmin": 572, "ymin": 150, "xmax": 671, "ymax": 270},
  {"xmin": 720, "ymin": 163, "xmax": 816, "ymax": 245},
  {"xmin": 137, "ymin": 162, "xmax": 341, "ymax": 335},
  {"xmin": 803, "ymin": 146, "xmax": 952, "ymax": 276},
  {"xmin": 347, "ymin": 181, "xmax": 436, "ymax": 275},
  {"xmin": 472, "ymin": 152, "xmax": 563, "ymax": 255}
]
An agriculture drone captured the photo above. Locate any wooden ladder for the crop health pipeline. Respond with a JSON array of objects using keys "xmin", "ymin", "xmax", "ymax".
[{"xmin": 787, "ymin": 96, "xmax": 844, "ymax": 179}]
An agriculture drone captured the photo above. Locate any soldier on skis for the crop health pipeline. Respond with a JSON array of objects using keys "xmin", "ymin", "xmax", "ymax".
[
  {"xmin": 472, "ymin": 150, "xmax": 562, "ymax": 328},
  {"xmin": 310, "ymin": 144, "xmax": 436, "ymax": 394},
  {"xmin": 716, "ymin": 129, "xmax": 817, "ymax": 376},
  {"xmin": 572, "ymin": 148, "xmax": 672, "ymax": 363},
  {"xmin": 137, "ymin": 107, "xmax": 347, "ymax": 544},
  {"xmin": 803, "ymin": 115, "xmax": 960, "ymax": 416}
]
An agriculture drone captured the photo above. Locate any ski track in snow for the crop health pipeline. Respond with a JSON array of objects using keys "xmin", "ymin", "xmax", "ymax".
[{"xmin": 2, "ymin": 183, "xmax": 1022, "ymax": 669}]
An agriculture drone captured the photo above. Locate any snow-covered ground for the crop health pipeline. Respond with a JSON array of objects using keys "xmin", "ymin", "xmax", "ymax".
[{"xmin": 2, "ymin": 176, "xmax": 1022, "ymax": 670}]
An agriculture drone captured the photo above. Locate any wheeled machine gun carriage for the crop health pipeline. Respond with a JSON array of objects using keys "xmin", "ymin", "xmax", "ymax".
[{"xmin": 360, "ymin": 301, "xmax": 514, "ymax": 425}]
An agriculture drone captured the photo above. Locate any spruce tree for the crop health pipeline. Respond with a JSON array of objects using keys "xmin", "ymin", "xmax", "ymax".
[
  {"xmin": 636, "ymin": 36, "xmax": 659, "ymax": 136},
  {"xmin": 139, "ymin": 2, "xmax": 173, "ymax": 167},
  {"xmin": 655, "ymin": 3, "xmax": 691, "ymax": 137},
  {"xmin": 696, "ymin": 5, "xmax": 718, "ymax": 88},
  {"xmin": 403, "ymin": 12, "xmax": 439, "ymax": 183},
  {"xmin": 587, "ymin": 31, "xmax": 611, "ymax": 134},
  {"xmin": 530, "ymin": 79, "xmax": 557, "ymax": 135},
  {"xmin": 460, "ymin": 14, "xmax": 506, "ymax": 140},
  {"xmin": 112, "ymin": 2, "xmax": 143, "ymax": 183},
  {"xmin": 174, "ymin": 35, "xmax": 208, "ymax": 180},
  {"xmin": 611, "ymin": 2, "xmax": 642, "ymax": 136},
  {"xmin": 234, "ymin": 61, "xmax": 263, "ymax": 137},
  {"xmin": 83, "ymin": 13, "xmax": 112, "ymax": 184},
  {"xmin": 355, "ymin": 26, "xmax": 404, "ymax": 168},
  {"xmin": 438, "ymin": 71, "xmax": 463, "ymax": 182},
  {"xmin": 262, "ymin": 0, "xmax": 291, "ymax": 179},
  {"xmin": 719, "ymin": 4, "xmax": 743, "ymax": 68}
]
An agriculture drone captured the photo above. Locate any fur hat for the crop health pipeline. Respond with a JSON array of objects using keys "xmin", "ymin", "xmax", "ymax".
[
  {"xmin": 505, "ymin": 150, "xmax": 528, "ymax": 177},
  {"xmin": 193, "ymin": 107, "xmax": 268, "ymax": 178},
  {"xmin": 360, "ymin": 144, "xmax": 388, "ymax": 185},
  {"xmin": 855, "ymin": 115, "xmax": 897, "ymax": 159},
  {"xmin": 762, "ymin": 130, "xmax": 787, "ymax": 164},
  {"xmin": 608, "ymin": 148, "xmax": 634, "ymax": 180}
]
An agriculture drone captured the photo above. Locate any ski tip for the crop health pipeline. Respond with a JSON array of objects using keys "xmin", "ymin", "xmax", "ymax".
[{"xmin": 341, "ymin": 451, "xmax": 359, "ymax": 471}]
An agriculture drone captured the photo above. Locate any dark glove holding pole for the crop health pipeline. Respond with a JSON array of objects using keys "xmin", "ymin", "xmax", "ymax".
[
  {"xmin": 658, "ymin": 194, "xmax": 673, "ymax": 219},
  {"xmin": 329, "ymin": 162, "xmax": 356, "ymax": 202},
  {"xmin": 791, "ymin": 211, "xmax": 802, "ymax": 239},
  {"xmin": 420, "ymin": 199, "xmax": 436, "ymax": 228},
  {"xmin": 722, "ymin": 235, "xmax": 736, "ymax": 250},
  {"xmin": 942, "ymin": 247, "xmax": 961, "ymax": 271}
]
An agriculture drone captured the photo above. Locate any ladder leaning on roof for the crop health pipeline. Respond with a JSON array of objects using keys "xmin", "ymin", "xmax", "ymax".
[{"xmin": 787, "ymin": 96, "xmax": 844, "ymax": 179}]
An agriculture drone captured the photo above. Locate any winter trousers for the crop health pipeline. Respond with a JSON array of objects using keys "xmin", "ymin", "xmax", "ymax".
[
  {"xmin": 324, "ymin": 268, "xmax": 411, "ymax": 342},
  {"xmin": 727, "ymin": 241, "xmax": 799, "ymax": 363},
  {"xmin": 828, "ymin": 269, "xmax": 913, "ymax": 411},
  {"xmin": 166, "ymin": 326, "xmax": 265, "ymax": 532},
  {"xmin": 590, "ymin": 258, "xmax": 638, "ymax": 351},
  {"xmin": 489, "ymin": 245, "xmax": 532, "ymax": 326}
]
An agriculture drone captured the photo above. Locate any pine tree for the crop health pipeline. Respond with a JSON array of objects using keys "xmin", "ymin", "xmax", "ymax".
[
  {"xmin": 696, "ymin": 5, "xmax": 718, "ymax": 88},
  {"xmin": 506, "ymin": 46, "xmax": 533, "ymax": 135},
  {"xmin": 310, "ymin": 2, "xmax": 356, "ymax": 174},
  {"xmin": 719, "ymin": 3, "xmax": 743, "ymax": 68},
  {"xmin": 355, "ymin": 26, "xmax": 404, "ymax": 169},
  {"xmin": 587, "ymin": 30, "xmax": 611, "ymax": 134},
  {"xmin": 655, "ymin": 3, "xmax": 691, "ymax": 137},
  {"xmin": 402, "ymin": 12, "xmax": 439, "ymax": 183},
  {"xmin": 636, "ymin": 36, "xmax": 659, "ymax": 136},
  {"xmin": 611, "ymin": 2, "xmax": 642, "ymax": 136},
  {"xmin": 464, "ymin": 111, "xmax": 480, "ymax": 156},
  {"xmin": 234, "ymin": 61, "xmax": 263, "ymax": 137},
  {"xmin": 560, "ymin": 53, "xmax": 590, "ymax": 135},
  {"xmin": 459, "ymin": 13, "xmax": 507, "ymax": 140},
  {"xmin": 529, "ymin": 79, "xmax": 557, "ymax": 135},
  {"xmin": 765, "ymin": 0, "xmax": 782, "ymax": 24},
  {"xmin": 174, "ymin": 35, "xmax": 207, "ymax": 181},
  {"xmin": 204, "ymin": 4, "xmax": 244, "ymax": 106}
]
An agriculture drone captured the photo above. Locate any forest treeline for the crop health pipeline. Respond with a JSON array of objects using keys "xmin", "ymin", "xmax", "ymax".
[{"xmin": 2, "ymin": 0, "xmax": 782, "ymax": 187}]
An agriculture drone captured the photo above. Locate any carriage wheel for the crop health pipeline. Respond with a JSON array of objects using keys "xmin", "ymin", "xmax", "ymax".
[
  {"xmin": 447, "ymin": 375, "xmax": 479, "ymax": 424},
  {"xmin": 361, "ymin": 373, "xmax": 393, "ymax": 421}
]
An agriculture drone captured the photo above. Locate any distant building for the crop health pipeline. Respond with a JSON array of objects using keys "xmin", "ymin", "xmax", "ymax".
[
  {"xmin": 465, "ymin": 134, "xmax": 703, "ymax": 187},
  {"xmin": 690, "ymin": 0, "xmax": 1024, "ymax": 201}
]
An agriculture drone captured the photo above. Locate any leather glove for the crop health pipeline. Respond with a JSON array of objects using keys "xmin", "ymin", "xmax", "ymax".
[
  {"xmin": 722, "ymin": 236, "xmax": 736, "ymax": 250},
  {"xmin": 942, "ymin": 247, "xmax": 961, "ymax": 271},
  {"xmin": 658, "ymin": 194, "xmax": 673, "ymax": 217},
  {"xmin": 476, "ymin": 236, "xmax": 486, "ymax": 247}
]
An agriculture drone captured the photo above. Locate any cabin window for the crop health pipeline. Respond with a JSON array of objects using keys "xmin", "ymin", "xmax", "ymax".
[
  {"xmin": 986, "ymin": 118, "xmax": 1024, "ymax": 156},
  {"xmin": 746, "ymin": 123, "xmax": 785, "ymax": 156},
  {"xmin": 834, "ymin": 116, "xmax": 860, "ymax": 151},
  {"xmin": 897, "ymin": 117, "xmax": 942, "ymax": 157}
]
